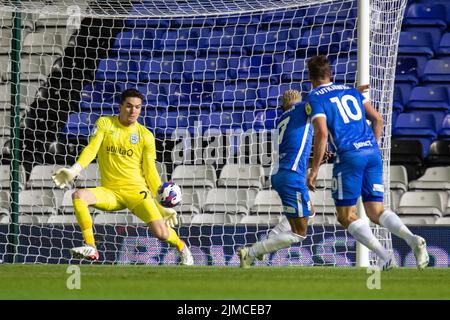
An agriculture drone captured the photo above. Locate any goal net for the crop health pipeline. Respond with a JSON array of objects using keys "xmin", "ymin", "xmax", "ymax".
[{"xmin": 0, "ymin": 0, "xmax": 406, "ymax": 266}]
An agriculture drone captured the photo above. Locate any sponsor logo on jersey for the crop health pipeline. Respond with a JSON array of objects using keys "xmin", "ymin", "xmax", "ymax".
[
  {"xmin": 106, "ymin": 145, "xmax": 134, "ymax": 157},
  {"xmin": 305, "ymin": 103, "xmax": 312, "ymax": 115},
  {"xmin": 353, "ymin": 140, "xmax": 373, "ymax": 150},
  {"xmin": 130, "ymin": 133, "xmax": 139, "ymax": 144}
]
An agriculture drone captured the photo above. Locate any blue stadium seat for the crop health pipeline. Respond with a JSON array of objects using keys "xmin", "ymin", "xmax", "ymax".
[
  {"xmin": 393, "ymin": 112, "xmax": 437, "ymax": 139},
  {"xmin": 124, "ymin": 19, "xmax": 169, "ymax": 28},
  {"xmin": 140, "ymin": 55, "xmax": 184, "ymax": 82},
  {"xmin": 209, "ymin": 26, "xmax": 257, "ymax": 52},
  {"xmin": 160, "ymin": 28, "xmax": 211, "ymax": 51},
  {"xmin": 398, "ymin": 31, "xmax": 434, "ymax": 58},
  {"xmin": 306, "ymin": 2, "xmax": 357, "ymax": 27},
  {"xmin": 421, "ymin": 59, "xmax": 450, "ymax": 84},
  {"xmin": 63, "ymin": 112, "xmax": 100, "ymax": 137},
  {"xmin": 117, "ymin": 82, "xmax": 170, "ymax": 108},
  {"xmin": 403, "ymin": 3, "xmax": 447, "ymax": 30},
  {"xmin": 215, "ymin": 15, "xmax": 260, "ymax": 27},
  {"xmin": 169, "ymin": 82, "xmax": 216, "ymax": 110},
  {"xmin": 395, "ymin": 56, "xmax": 420, "ymax": 85},
  {"xmin": 403, "ymin": 27, "xmax": 443, "ymax": 53},
  {"xmin": 438, "ymin": 114, "xmax": 450, "ymax": 139},
  {"xmin": 140, "ymin": 109, "xmax": 160, "ymax": 132},
  {"xmin": 437, "ymin": 33, "xmax": 450, "ymax": 56},
  {"xmin": 81, "ymin": 81, "xmax": 121, "ymax": 104},
  {"xmin": 332, "ymin": 54, "xmax": 357, "ymax": 83},
  {"xmin": 113, "ymin": 29, "xmax": 164, "ymax": 54},
  {"xmin": 393, "ymin": 89, "xmax": 404, "ymax": 113},
  {"xmin": 260, "ymin": 9, "xmax": 306, "ymax": 26},
  {"xmin": 279, "ymin": 57, "xmax": 308, "ymax": 82},
  {"xmin": 406, "ymin": 86, "xmax": 450, "ymax": 111},
  {"xmin": 258, "ymin": 83, "xmax": 303, "ymax": 108},
  {"xmin": 198, "ymin": 111, "xmax": 243, "ymax": 133},
  {"xmin": 183, "ymin": 56, "xmax": 229, "ymax": 81},
  {"xmin": 243, "ymin": 108, "xmax": 282, "ymax": 131},
  {"xmin": 292, "ymin": 26, "xmax": 355, "ymax": 53},
  {"xmin": 96, "ymin": 56, "xmax": 144, "ymax": 82},
  {"xmin": 227, "ymin": 55, "xmax": 274, "ymax": 80},
  {"xmin": 246, "ymin": 26, "xmax": 291, "ymax": 53},
  {"xmin": 213, "ymin": 80, "xmax": 259, "ymax": 109},
  {"xmin": 155, "ymin": 110, "xmax": 198, "ymax": 136}
]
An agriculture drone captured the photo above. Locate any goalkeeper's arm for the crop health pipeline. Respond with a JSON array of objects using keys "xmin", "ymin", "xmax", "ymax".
[{"xmin": 52, "ymin": 120, "xmax": 105, "ymax": 188}]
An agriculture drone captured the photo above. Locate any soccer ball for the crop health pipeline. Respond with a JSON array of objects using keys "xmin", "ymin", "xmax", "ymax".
[{"xmin": 157, "ymin": 181, "xmax": 182, "ymax": 208}]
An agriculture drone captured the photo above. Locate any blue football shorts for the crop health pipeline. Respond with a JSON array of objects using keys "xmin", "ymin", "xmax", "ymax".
[
  {"xmin": 271, "ymin": 169, "xmax": 312, "ymax": 218},
  {"xmin": 331, "ymin": 148, "xmax": 384, "ymax": 207}
]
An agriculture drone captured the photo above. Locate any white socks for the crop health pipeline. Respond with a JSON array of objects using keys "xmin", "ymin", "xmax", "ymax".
[
  {"xmin": 379, "ymin": 209, "xmax": 416, "ymax": 248},
  {"xmin": 267, "ymin": 215, "xmax": 292, "ymax": 238},
  {"xmin": 347, "ymin": 218, "xmax": 390, "ymax": 261},
  {"xmin": 248, "ymin": 230, "xmax": 305, "ymax": 258}
]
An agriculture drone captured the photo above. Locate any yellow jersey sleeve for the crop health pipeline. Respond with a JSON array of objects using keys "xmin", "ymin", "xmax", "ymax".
[
  {"xmin": 76, "ymin": 117, "xmax": 108, "ymax": 168},
  {"xmin": 142, "ymin": 129, "xmax": 161, "ymax": 196}
]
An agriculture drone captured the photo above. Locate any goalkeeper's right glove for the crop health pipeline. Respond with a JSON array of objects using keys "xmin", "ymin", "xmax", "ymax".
[
  {"xmin": 156, "ymin": 201, "xmax": 179, "ymax": 228},
  {"xmin": 52, "ymin": 163, "xmax": 83, "ymax": 189}
]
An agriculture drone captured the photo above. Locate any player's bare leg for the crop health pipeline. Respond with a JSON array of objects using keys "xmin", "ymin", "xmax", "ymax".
[
  {"xmin": 238, "ymin": 216, "xmax": 308, "ymax": 268},
  {"xmin": 364, "ymin": 201, "xmax": 429, "ymax": 270},
  {"xmin": 70, "ymin": 189, "xmax": 99, "ymax": 261},
  {"xmin": 147, "ymin": 219, "xmax": 193, "ymax": 265},
  {"xmin": 336, "ymin": 205, "xmax": 394, "ymax": 270}
]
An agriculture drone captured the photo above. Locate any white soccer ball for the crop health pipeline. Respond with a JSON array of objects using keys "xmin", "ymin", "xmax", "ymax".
[{"xmin": 157, "ymin": 181, "xmax": 182, "ymax": 208}]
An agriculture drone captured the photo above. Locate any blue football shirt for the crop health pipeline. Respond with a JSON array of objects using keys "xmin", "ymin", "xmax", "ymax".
[
  {"xmin": 276, "ymin": 102, "xmax": 313, "ymax": 176},
  {"xmin": 305, "ymin": 82, "xmax": 378, "ymax": 154}
]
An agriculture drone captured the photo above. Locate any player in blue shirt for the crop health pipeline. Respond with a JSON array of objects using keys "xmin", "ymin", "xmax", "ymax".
[
  {"xmin": 305, "ymin": 55, "xmax": 428, "ymax": 270},
  {"xmin": 238, "ymin": 89, "xmax": 314, "ymax": 268}
]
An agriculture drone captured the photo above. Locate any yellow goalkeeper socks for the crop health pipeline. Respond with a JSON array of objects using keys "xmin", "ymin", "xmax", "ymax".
[
  {"xmin": 166, "ymin": 227, "xmax": 185, "ymax": 252},
  {"xmin": 73, "ymin": 198, "xmax": 96, "ymax": 247}
]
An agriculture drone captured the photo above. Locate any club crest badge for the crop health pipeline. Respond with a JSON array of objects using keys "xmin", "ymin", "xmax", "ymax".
[{"xmin": 130, "ymin": 133, "xmax": 139, "ymax": 144}]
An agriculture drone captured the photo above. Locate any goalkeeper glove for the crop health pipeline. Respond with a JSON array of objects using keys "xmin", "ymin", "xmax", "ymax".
[
  {"xmin": 156, "ymin": 201, "xmax": 179, "ymax": 228},
  {"xmin": 52, "ymin": 163, "xmax": 83, "ymax": 189}
]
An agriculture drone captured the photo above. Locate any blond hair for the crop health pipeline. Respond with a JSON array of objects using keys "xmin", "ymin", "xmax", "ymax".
[{"xmin": 282, "ymin": 89, "xmax": 301, "ymax": 109}]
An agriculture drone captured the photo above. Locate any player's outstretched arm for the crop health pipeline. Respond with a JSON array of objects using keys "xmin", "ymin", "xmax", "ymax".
[
  {"xmin": 52, "ymin": 119, "xmax": 105, "ymax": 189},
  {"xmin": 307, "ymin": 117, "xmax": 328, "ymax": 191}
]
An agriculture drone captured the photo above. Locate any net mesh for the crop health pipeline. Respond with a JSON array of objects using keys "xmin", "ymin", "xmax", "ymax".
[{"xmin": 0, "ymin": 0, "xmax": 406, "ymax": 265}]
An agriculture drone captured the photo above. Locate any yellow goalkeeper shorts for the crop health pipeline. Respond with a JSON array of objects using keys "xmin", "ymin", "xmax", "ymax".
[{"xmin": 88, "ymin": 186, "xmax": 162, "ymax": 224}]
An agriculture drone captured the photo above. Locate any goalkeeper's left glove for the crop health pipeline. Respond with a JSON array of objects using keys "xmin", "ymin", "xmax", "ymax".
[{"xmin": 156, "ymin": 201, "xmax": 179, "ymax": 228}]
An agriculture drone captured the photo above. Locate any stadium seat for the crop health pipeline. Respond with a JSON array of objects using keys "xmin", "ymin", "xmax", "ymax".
[
  {"xmin": 403, "ymin": 3, "xmax": 447, "ymax": 30},
  {"xmin": 213, "ymin": 81, "xmax": 260, "ymax": 109},
  {"xmin": 395, "ymin": 56, "xmax": 420, "ymax": 85},
  {"xmin": 405, "ymin": 86, "xmax": 450, "ymax": 111},
  {"xmin": 169, "ymin": 82, "xmax": 216, "ymax": 110},
  {"xmin": 63, "ymin": 112, "xmax": 100, "ymax": 138},
  {"xmin": 74, "ymin": 163, "xmax": 100, "ymax": 188},
  {"xmin": 243, "ymin": 108, "xmax": 281, "ymax": 131},
  {"xmin": 159, "ymin": 28, "xmax": 211, "ymax": 51},
  {"xmin": 437, "ymin": 33, "xmax": 450, "ymax": 56},
  {"xmin": 315, "ymin": 163, "xmax": 333, "ymax": 189},
  {"xmin": 177, "ymin": 188, "xmax": 202, "ymax": 216},
  {"xmin": 0, "ymin": 164, "xmax": 26, "ymax": 190},
  {"xmin": 393, "ymin": 113, "xmax": 437, "ymax": 153},
  {"xmin": 246, "ymin": 26, "xmax": 291, "ymax": 54},
  {"xmin": 95, "ymin": 56, "xmax": 143, "ymax": 82},
  {"xmin": 117, "ymin": 82, "xmax": 170, "ymax": 109},
  {"xmin": 57, "ymin": 189, "xmax": 77, "ymax": 214},
  {"xmin": 249, "ymin": 190, "xmax": 283, "ymax": 214},
  {"xmin": 208, "ymin": 25, "xmax": 257, "ymax": 51},
  {"xmin": 421, "ymin": 59, "xmax": 450, "ymax": 84},
  {"xmin": 310, "ymin": 189, "xmax": 335, "ymax": 214},
  {"xmin": 403, "ymin": 27, "xmax": 443, "ymax": 53},
  {"xmin": 198, "ymin": 110, "xmax": 243, "ymax": 133},
  {"xmin": 140, "ymin": 55, "xmax": 184, "ymax": 82},
  {"xmin": 397, "ymin": 191, "xmax": 446, "ymax": 224},
  {"xmin": 190, "ymin": 213, "xmax": 234, "ymax": 225},
  {"xmin": 0, "ymin": 28, "xmax": 31, "ymax": 55},
  {"xmin": 217, "ymin": 164, "xmax": 265, "ymax": 189},
  {"xmin": 94, "ymin": 212, "xmax": 134, "ymax": 224},
  {"xmin": 202, "ymin": 188, "xmax": 257, "ymax": 215},
  {"xmin": 435, "ymin": 217, "xmax": 450, "ymax": 225},
  {"xmin": 155, "ymin": 110, "xmax": 197, "ymax": 136},
  {"xmin": 390, "ymin": 189, "xmax": 404, "ymax": 212},
  {"xmin": 332, "ymin": 54, "xmax": 357, "ymax": 84},
  {"xmin": 26, "ymin": 164, "xmax": 62, "ymax": 189},
  {"xmin": 258, "ymin": 83, "xmax": 303, "ymax": 108},
  {"xmin": 398, "ymin": 31, "xmax": 434, "ymax": 58},
  {"xmin": 293, "ymin": 26, "xmax": 354, "ymax": 53},
  {"xmin": 81, "ymin": 81, "xmax": 121, "ymax": 105},
  {"xmin": 22, "ymin": 31, "xmax": 68, "ymax": 56},
  {"xmin": 183, "ymin": 56, "xmax": 229, "ymax": 82},
  {"xmin": 279, "ymin": 57, "xmax": 308, "ymax": 82},
  {"xmin": 438, "ymin": 114, "xmax": 450, "ymax": 138},
  {"xmin": 156, "ymin": 161, "xmax": 167, "ymax": 183},
  {"xmin": 227, "ymin": 55, "xmax": 274, "ymax": 80},
  {"xmin": 0, "ymin": 190, "xmax": 10, "ymax": 215},
  {"xmin": 19, "ymin": 189, "xmax": 57, "ymax": 215},
  {"xmin": 305, "ymin": 2, "xmax": 356, "ymax": 27},
  {"xmin": 171, "ymin": 165, "xmax": 217, "ymax": 189},
  {"xmin": 113, "ymin": 29, "xmax": 163, "ymax": 54},
  {"xmin": 408, "ymin": 166, "xmax": 450, "ymax": 190},
  {"xmin": 47, "ymin": 214, "xmax": 79, "ymax": 224},
  {"xmin": 390, "ymin": 165, "xmax": 409, "ymax": 192},
  {"xmin": 390, "ymin": 138, "xmax": 424, "ymax": 181},
  {"xmin": 393, "ymin": 89, "xmax": 404, "ymax": 113},
  {"xmin": 425, "ymin": 140, "xmax": 450, "ymax": 167},
  {"xmin": 238, "ymin": 214, "xmax": 281, "ymax": 225}
]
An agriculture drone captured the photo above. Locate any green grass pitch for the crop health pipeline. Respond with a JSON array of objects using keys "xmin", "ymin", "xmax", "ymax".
[{"xmin": 0, "ymin": 265, "xmax": 449, "ymax": 300}]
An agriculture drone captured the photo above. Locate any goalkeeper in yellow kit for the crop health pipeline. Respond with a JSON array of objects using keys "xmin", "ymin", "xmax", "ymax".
[{"xmin": 52, "ymin": 89, "xmax": 194, "ymax": 265}]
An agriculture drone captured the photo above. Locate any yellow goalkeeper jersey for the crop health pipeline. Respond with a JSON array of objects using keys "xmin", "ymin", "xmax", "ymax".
[{"xmin": 76, "ymin": 116, "xmax": 161, "ymax": 193}]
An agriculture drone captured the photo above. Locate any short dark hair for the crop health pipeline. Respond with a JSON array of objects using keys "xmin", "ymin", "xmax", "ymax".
[
  {"xmin": 307, "ymin": 55, "xmax": 331, "ymax": 81},
  {"xmin": 120, "ymin": 88, "xmax": 143, "ymax": 105}
]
